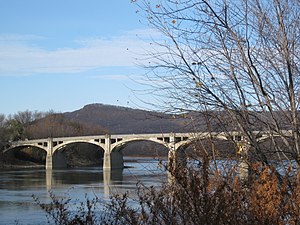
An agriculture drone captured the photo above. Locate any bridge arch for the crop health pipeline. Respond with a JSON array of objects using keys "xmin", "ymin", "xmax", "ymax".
[
  {"xmin": 110, "ymin": 137, "xmax": 169, "ymax": 153},
  {"xmin": 4, "ymin": 144, "xmax": 48, "ymax": 154},
  {"xmin": 102, "ymin": 137, "xmax": 170, "ymax": 170},
  {"xmin": 52, "ymin": 140, "xmax": 105, "ymax": 154},
  {"xmin": 3, "ymin": 145, "xmax": 48, "ymax": 167},
  {"xmin": 51, "ymin": 141, "xmax": 105, "ymax": 168},
  {"xmin": 173, "ymin": 135, "xmax": 236, "ymax": 161}
]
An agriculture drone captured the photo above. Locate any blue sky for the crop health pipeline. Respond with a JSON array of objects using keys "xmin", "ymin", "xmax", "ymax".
[{"xmin": 0, "ymin": 0, "xmax": 156, "ymax": 115}]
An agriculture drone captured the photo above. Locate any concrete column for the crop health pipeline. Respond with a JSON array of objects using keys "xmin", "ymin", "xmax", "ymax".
[
  {"xmin": 45, "ymin": 137, "xmax": 67, "ymax": 169},
  {"xmin": 168, "ymin": 133, "xmax": 177, "ymax": 178},
  {"xmin": 103, "ymin": 135, "xmax": 124, "ymax": 169},
  {"xmin": 237, "ymin": 140, "xmax": 250, "ymax": 181},
  {"xmin": 103, "ymin": 152, "xmax": 111, "ymax": 169},
  {"xmin": 47, "ymin": 137, "xmax": 53, "ymax": 154},
  {"xmin": 45, "ymin": 153, "xmax": 53, "ymax": 170},
  {"xmin": 168, "ymin": 149, "xmax": 176, "ymax": 172},
  {"xmin": 167, "ymin": 149, "xmax": 178, "ymax": 183},
  {"xmin": 45, "ymin": 137, "xmax": 53, "ymax": 170},
  {"xmin": 103, "ymin": 151, "xmax": 124, "ymax": 169},
  {"xmin": 103, "ymin": 135, "xmax": 111, "ymax": 169},
  {"xmin": 169, "ymin": 132, "xmax": 176, "ymax": 150},
  {"xmin": 104, "ymin": 134, "xmax": 111, "ymax": 154},
  {"xmin": 168, "ymin": 133, "xmax": 186, "ymax": 171},
  {"xmin": 168, "ymin": 149, "xmax": 186, "ymax": 171},
  {"xmin": 46, "ymin": 169, "xmax": 53, "ymax": 190}
]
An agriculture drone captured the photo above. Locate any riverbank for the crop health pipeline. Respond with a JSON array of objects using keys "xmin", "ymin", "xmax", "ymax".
[{"xmin": 0, "ymin": 157, "xmax": 44, "ymax": 170}]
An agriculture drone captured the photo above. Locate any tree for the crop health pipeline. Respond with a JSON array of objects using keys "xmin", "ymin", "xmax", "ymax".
[
  {"xmin": 133, "ymin": 0, "xmax": 300, "ymax": 167},
  {"xmin": 0, "ymin": 114, "xmax": 10, "ymax": 150},
  {"xmin": 13, "ymin": 110, "xmax": 34, "ymax": 125},
  {"xmin": 7, "ymin": 119, "xmax": 24, "ymax": 141},
  {"xmin": 24, "ymin": 113, "xmax": 108, "ymax": 139}
]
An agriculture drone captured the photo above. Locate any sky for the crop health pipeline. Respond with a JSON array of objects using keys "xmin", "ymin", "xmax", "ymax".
[{"xmin": 0, "ymin": 0, "xmax": 156, "ymax": 115}]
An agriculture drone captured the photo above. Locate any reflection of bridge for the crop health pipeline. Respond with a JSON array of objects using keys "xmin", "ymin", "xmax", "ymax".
[
  {"xmin": 5, "ymin": 131, "xmax": 292, "ymax": 170},
  {"xmin": 45, "ymin": 167, "xmax": 122, "ymax": 196}
]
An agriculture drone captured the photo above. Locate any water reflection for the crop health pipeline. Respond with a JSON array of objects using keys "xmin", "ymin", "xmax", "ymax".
[
  {"xmin": 46, "ymin": 169, "xmax": 52, "ymax": 189},
  {"xmin": 45, "ymin": 168, "xmax": 124, "ymax": 195},
  {"xmin": 103, "ymin": 169, "xmax": 123, "ymax": 195}
]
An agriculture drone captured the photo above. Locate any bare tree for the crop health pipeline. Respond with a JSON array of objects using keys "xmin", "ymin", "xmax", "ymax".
[
  {"xmin": 0, "ymin": 114, "xmax": 9, "ymax": 150},
  {"xmin": 0, "ymin": 114, "xmax": 5, "ymax": 128},
  {"xmin": 13, "ymin": 110, "xmax": 34, "ymax": 125},
  {"xmin": 133, "ymin": 0, "xmax": 300, "ymax": 166}
]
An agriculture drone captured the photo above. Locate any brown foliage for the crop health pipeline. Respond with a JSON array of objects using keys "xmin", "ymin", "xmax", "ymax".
[
  {"xmin": 249, "ymin": 165, "xmax": 284, "ymax": 223},
  {"xmin": 35, "ymin": 160, "xmax": 300, "ymax": 224},
  {"xmin": 107, "ymin": 161, "xmax": 300, "ymax": 225},
  {"xmin": 25, "ymin": 113, "xmax": 108, "ymax": 139}
]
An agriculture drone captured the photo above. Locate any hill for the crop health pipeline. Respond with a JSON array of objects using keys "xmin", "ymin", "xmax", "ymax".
[{"xmin": 63, "ymin": 103, "xmax": 188, "ymax": 134}]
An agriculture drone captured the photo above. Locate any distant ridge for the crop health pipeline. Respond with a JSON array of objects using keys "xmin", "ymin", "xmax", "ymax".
[{"xmin": 63, "ymin": 103, "xmax": 187, "ymax": 134}]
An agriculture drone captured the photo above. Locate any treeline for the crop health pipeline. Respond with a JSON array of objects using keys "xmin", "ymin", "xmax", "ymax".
[
  {"xmin": 0, "ymin": 110, "xmax": 107, "ymax": 151},
  {"xmin": 0, "ymin": 110, "xmax": 52, "ymax": 150}
]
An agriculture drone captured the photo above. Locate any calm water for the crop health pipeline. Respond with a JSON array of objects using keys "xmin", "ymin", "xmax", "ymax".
[{"xmin": 0, "ymin": 157, "xmax": 167, "ymax": 225}]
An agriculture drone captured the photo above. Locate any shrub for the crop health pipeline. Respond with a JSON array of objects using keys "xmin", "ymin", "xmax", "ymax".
[
  {"xmin": 35, "ymin": 160, "xmax": 300, "ymax": 224},
  {"xmin": 107, "ymin": 161, "xmax": 300, "ymax": 225}
]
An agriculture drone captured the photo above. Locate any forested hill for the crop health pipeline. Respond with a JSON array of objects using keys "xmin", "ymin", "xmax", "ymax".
[
  {"xmin": 64, "ymin": 103, "xmax": 187, "ymax": 134},
  {"xmin": 23, "ymin": 104, "xmax": 294, "ymax": 140}
]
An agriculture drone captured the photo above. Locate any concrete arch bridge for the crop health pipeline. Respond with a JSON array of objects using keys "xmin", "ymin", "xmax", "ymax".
[{"xmin": 5, "ymin": 131, "xmax": 291, "ymax": 170}]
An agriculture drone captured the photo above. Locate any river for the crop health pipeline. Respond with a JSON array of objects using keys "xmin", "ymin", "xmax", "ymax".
[{"xmin": 0, "ymin": 157, "xmax": 167, "ymax": 225}]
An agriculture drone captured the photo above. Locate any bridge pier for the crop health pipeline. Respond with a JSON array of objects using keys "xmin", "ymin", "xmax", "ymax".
[
  {"xmin": 237, "ymin": 140, "xmax": 250, "ymax": 181},
  {"xmin": 103, "ymin": 135, "xmax": 124, "ymax": 170},
  {"xmin": 45, "ymin": 154, "xmax": 52, "ymax": 169},
  {"xmin": 46, "ymin": 152, "xmax": 67, "ymax": 169},
  {"xmin": 168, "ymin": 149, "xmax": 187, "ymax": 172},
  {"xmin": 168, "ymin": 133, "xmax": 187, "ymax": 175},
  {"xmin": 45, "ymin": 138, "xmax": 67, "ymax": 169},
  {"xmin": 45, "ymin": 138, "xmax": 53, "ymax": 170},
  {"xmin": 103, "ymin": 151, "xmax": 124, "ymax": 169}
]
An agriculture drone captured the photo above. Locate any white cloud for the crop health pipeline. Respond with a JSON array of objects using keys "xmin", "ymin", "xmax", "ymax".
[{"xmin": 0, "ymin": 30, "xmax": 157, "ymax": 76}]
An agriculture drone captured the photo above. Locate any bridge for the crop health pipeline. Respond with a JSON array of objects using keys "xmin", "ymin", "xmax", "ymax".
[{"xmin": 4, "ymin": 130, "xmax": 292, "ymax": 170}]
